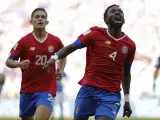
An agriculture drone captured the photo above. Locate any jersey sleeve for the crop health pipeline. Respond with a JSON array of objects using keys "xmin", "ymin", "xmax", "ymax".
[
  {"xmin": 9, "ymin": 38, "xmax": 25, "ymax": 60},
  {"xmin": 73, "ymin": 29, "xmax": 97, "ymax": 48},
  {"xmin": 155, "ymin": 56, "xmax": 160, "ymax": 68},
  {"xmin": 124, "ymin": 44, "xmax": 136, "ymax": 70},
  {"xmin": 55, "ymin": 37, "xmax": 64, "ymax": 52}
]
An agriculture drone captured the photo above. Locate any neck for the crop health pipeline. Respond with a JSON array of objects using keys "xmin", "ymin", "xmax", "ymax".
[
  {"xmin": 33, "ymin": 28, "xmax": 46, "ymax": 38},
  {"xmin": 108, "ymin": 26, "xmax": 122, "ymax": 39}
]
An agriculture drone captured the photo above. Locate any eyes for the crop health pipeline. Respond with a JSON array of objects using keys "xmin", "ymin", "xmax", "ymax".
[
  {"xmin": 34, "ymin": 15, "xmax": 46, "ymax": 19},
  {"xmin": 110, "ymin": 8, "xmax": 123, "ymax": 14}
]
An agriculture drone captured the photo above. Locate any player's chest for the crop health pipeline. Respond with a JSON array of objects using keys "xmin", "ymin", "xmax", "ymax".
[
  {"xmin": 25, "ymin": 40, "xmax": 56, "ymax": 56},
  {"xmin": 94, "ymin": 38, "xmax": 130, "ymax": 60},
  {"xmin": 96, "ymin": 38, "xmax": 128, "ymax": 51}
]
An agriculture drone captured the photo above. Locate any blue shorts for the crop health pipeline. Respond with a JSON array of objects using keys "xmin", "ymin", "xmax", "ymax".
[
  {"xmin": 19, "ymin": 92, "xmax": 55, "ymax": 118},
  {"xmin": 74, "ymin": 85, "xmax": 121, "ymax": 120}
]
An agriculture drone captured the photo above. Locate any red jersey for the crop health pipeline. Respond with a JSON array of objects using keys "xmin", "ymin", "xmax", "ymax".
[
  {"xmin": 78, "ymin": 26, "xmax": 136, "ymax": 92},
  {"xmin": 10, "ymin": 33, "xmax": 64, "ymax": 95}
]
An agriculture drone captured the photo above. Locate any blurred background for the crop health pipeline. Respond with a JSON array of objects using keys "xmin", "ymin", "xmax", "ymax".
[{"xmin": 0, "ymin": 0, "xmax": 160, "ymax": 120}]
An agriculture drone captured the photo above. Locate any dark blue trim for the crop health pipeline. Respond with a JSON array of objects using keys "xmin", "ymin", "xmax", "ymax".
[
  {"xmin": 9, "ymin": 54, "xmax": 19, "ymax": 61},
  {"xmin": 73, "ymin": 40, "xmax": 84, "ymax": 49}
]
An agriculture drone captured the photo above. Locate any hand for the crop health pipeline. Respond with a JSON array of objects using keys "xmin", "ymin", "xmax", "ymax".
[
  {"xmin": 19, "ymin": 59, "xmax": 30, "ymax": 69},
  {"xmin": 56, "ymin": 69, "xmax": 63, "ymax": 80},
  {"xmin": 123, "ymin": 102, "xmax": 132, "ymax": 118},
  {"xmin": 153, "ymin": 80, "xmax": 156, "ymax": 92},
  {"xmin": 43, "ymin": 59, "xmax": 55, "ymax": 72}
]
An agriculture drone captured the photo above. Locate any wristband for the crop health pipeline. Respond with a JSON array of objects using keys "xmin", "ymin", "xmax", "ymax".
[
  {"xmin": 51, "ymin": 54, "xmax": 59, "ymax": 61},
  {"xmin": 124, "ymin": 94, "xmax": 130, "ymax": 102}
]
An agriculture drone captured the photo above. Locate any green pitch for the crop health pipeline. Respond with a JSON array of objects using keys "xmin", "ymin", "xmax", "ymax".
[{"xmin": 0, "ymin": 117, "xmax": 160, "ymax": 120}]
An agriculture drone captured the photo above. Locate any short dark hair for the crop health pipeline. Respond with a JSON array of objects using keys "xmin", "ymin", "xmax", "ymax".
[
  {"xmin": 31, "ymin": 8, "xmax": 47, "ymax": 18},
  {"xmin": 103, "ymin": 4, "xmax": 119, "ymax": 22}
]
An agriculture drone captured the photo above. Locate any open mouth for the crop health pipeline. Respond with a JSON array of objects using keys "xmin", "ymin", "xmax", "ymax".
[
  {"xmin": 38, "ymin": 22, "xmax": 43, "ymax": 25},
  {"xmin": 114, "ymin": 15, "xmax": 122, "ymax": 23},
  {"xmin": 115, "ymin": 15, "xmax": 121, "ymax": 21}
]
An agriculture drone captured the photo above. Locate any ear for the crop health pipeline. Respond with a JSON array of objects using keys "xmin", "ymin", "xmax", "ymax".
[
  {"xmin": 104, "ymin": 18, "xmax": 108, "ymax": 24},
  {"xmin": 46, "ymin": 21, "xmax": 49, "ymax": 25},
  {"xmin": 123, "ymin": 18, "xmax": 125, "ymax": 23},
  {"xmin": 30, "ymin": 20, "xmax": 33, "ymax": 25}
]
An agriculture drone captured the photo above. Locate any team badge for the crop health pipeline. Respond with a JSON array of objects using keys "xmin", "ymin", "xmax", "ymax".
[
  {"xmin": 121, "ymin": 46, "xmax": 128, "ymax": 54},
  {"xmin": 48, "ymin": 46, "xmax": 54, "ymax": 53}
]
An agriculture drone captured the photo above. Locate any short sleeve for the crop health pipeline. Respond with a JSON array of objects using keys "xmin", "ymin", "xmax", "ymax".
[
  {"xmin": 126, "ymin": 44, "xmax": 136, "ymax": 64},
  {"xmin": 10, "ymin": 38, "xmax": 25, "ymax": 58},
  {"xmin": 155, "ymin": 56, "xmax": 160, "ymax": 68},
  {"xmin": 55, "ymin": 37, "xmax": 64, "ymax": 52},
  {"xmin": 77, "ymin": 29, "xmax": 97, "ymax": 47}
]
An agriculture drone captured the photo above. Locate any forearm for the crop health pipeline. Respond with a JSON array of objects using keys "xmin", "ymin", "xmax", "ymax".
[
  {"xmin": 122, "ymin": 74, "xmax": 131, "ymax": 95},
  {"xmin": 56, "ymin": 44, "xmax": 78, "ymax": 59},
  {"xmin": 122, "ymin": 73, "xmax": 131, "ymax": 102},
  {"xmin": 56, "ymin": 57, "xmax": 67, "ymax": 72},
  {"xmin": 6, "ymin": 59, "xmax": 20, "ymax": 68}
]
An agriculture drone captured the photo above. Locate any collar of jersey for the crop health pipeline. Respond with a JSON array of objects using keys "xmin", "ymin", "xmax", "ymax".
[
  {"xmin": 32, "ymin": 32, "xmax": 48, "ymax": 43},
  {"xmin": 106, "ymin": 30, "xmax": 126, "ymax": 41}
]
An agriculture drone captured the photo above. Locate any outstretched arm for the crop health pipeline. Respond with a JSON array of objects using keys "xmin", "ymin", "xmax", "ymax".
[
  {"xmin": 43, "ymin": 40, "xmax": 85, "ymax": 71},
  {"xmin": 52, "ymin": 39, "xmax": 84, "ymax": 61},
  {"xmin": 54, "ymin": 43, "xmax": 79, "ymax": 59},
  {"xmin": 43, "ymin": 29, "xmax": 96, "ymax": 71}
]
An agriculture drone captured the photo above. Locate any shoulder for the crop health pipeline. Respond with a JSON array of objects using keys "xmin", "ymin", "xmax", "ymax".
[
  {"xmin": 82, "ymin": 26, "xmax": 105, "ymax": 36},
  {"xmin": 90, "ymin": 26, "xmax": 106, "ymax": 32},
  {"xmin": 123, "ymin": 34, "xmax": 136, "ymax": 49},
  {"xmin": 48, "ymin": 33, "xmax": 62, "ymax": 42},
  {"xmin": 18, "ymin": 33, "xmax": 32, "ymax": 43}
]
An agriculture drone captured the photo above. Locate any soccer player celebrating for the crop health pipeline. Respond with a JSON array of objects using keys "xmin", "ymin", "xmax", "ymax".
[
  {"xmin": 44, "ymin": 4, "xmax": 135, "ymax": 120},
  {"xmin": 6, "ymin": 8, "xmax": 66, "ymax": 120}
]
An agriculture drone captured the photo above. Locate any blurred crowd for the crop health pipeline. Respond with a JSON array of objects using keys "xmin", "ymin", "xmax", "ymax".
[{"xmin": 0, "ymin": 0, "xmax": 160, "ymax": 108}]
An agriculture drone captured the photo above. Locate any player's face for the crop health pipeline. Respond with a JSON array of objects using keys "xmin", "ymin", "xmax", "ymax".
[
  {"xmin": 30, "ymin": 10, "xmax": 48, "ymax": 29},
  {"xmin": 106, "ymin": 6, "xmax": 124, "ymax": 28}
]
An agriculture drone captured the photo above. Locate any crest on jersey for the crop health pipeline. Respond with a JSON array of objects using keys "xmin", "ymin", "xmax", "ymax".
[
  {"xmin": 48, "ymin": 46, "xmax": 54, "ymax": 53},
  {"xmin": 121, "ymin": 46, "xmax": 128, "ymax": 54}
]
